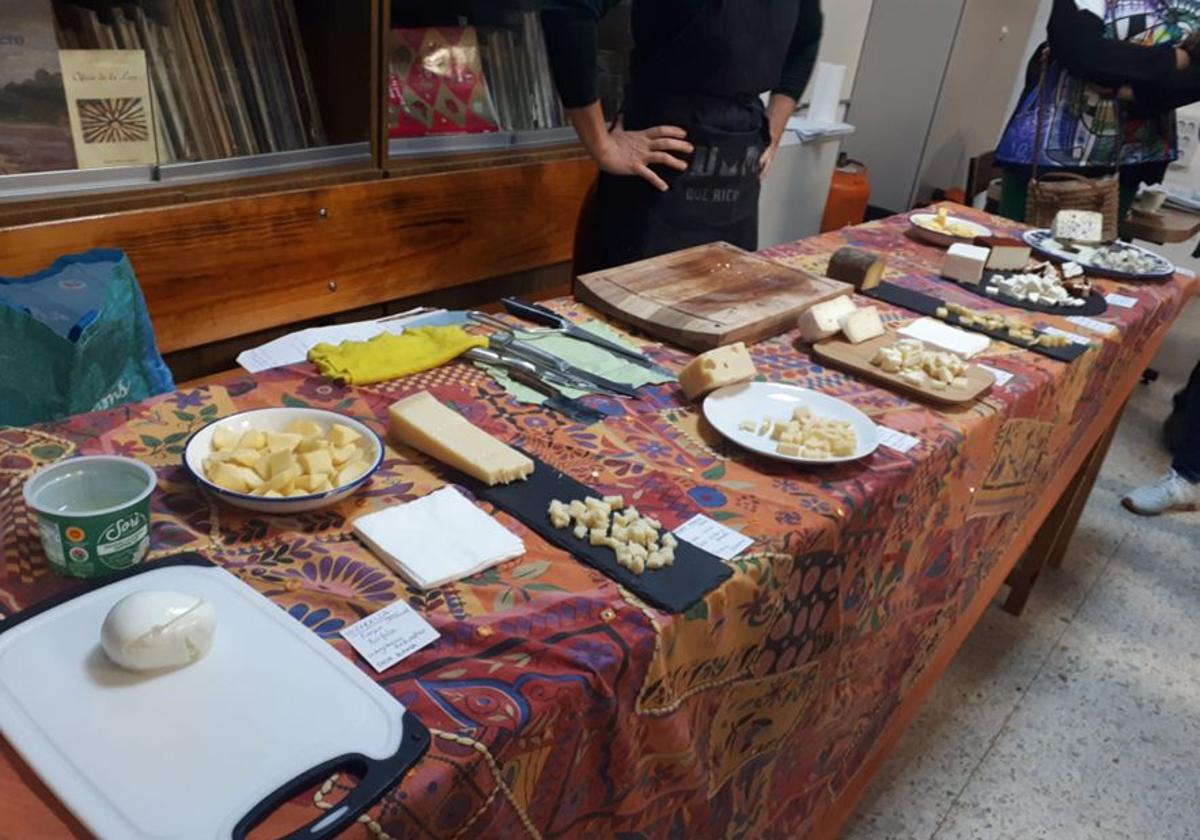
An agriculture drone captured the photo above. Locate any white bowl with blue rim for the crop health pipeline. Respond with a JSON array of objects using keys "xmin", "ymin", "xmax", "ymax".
[{"xmin": 183, "ymin": 408, "xmax": 384, "ymax": 514}]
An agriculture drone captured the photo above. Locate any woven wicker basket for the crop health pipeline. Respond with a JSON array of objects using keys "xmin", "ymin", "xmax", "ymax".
[{"xmin": 1026, "ymin": 171, "xmax": 1120, "ymax": 242}]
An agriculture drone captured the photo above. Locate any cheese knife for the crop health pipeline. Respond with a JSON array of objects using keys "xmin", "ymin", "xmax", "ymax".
[
  {"xmin": 500, "ymin": 297, "xmax": 675, "ymax": 378},
  {"xmin": 464, "ymin": 348, "xmax": 608, "ymax": 425}
]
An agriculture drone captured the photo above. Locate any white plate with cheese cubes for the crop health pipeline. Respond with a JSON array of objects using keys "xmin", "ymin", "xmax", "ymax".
[
  {"xmin": 1022, "ymin": 229, "xmax": 1173, "ymax": 281},
  {"xmin": 909, "ymin": 210, "xmax": 991, "ymax": 248},
  {"xmin": 704, "ymin": 382, "xmax": 880, "ymax": 464},
  {"xmin": 184, "ymin": 408, "xmax": 384, "ymax": 513}
]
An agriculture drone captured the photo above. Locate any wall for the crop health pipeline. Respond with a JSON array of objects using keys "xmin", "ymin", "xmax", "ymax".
[
  {"xmin": 799, "ymin": 0, "xmax": 875, "ymax": 109},
  {"xmin": 915, "ymin": 0, "xmax": 1043, "ymax": 201}
]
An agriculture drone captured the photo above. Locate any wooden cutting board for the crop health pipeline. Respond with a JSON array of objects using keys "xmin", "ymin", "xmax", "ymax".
[
  {"xmin": 575, "ymin": 242, "xmax": 851, "ymax": 351},
  {"xmin": 812, "ymin": 332, "xmax": 995, "ymax": 406}
]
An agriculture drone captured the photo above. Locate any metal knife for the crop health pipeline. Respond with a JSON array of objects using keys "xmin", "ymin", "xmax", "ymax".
[
  {"xmin": 496, "ymin": 339, "xmax": 642, "ymax": 399},
  {"xmin": 501, "ymin": 297, "xmax": 675, "ymax": 378},
  {"xmin": 465, "ymin": 348, "xmax": 607, "ymax": 425}
]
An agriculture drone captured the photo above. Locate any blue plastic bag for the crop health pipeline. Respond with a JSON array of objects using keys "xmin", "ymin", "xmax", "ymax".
[{"xmin": 0, "ymin": 249, "xmax": 174, "ymax": 426}]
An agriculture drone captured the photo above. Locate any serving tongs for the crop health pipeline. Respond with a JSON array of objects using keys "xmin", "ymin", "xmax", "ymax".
[
  {"xmin": 464, "ymin": 347, "xmax": 607, "ymax": 425},
  {"xmin": 466, "ymin": 311, "xmax": 639, "ymax": 398}
]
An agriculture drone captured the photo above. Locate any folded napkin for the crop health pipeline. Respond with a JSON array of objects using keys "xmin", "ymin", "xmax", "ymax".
[
  {"xmin": 476, "ymin": 319, "xmax": 674, "ymax": 405},
  {"xmin": 352, "ymin": 487, "xmax": 525, "ymax": 590},
  {"xmin": 309, "ymin": 326, "xmax": 486, "ymax": 385}
]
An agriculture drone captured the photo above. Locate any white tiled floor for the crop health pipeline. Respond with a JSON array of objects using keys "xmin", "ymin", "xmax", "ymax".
[{"xmin": 843, "ymin": 293, "xmax": 1200, "ymax": 840}]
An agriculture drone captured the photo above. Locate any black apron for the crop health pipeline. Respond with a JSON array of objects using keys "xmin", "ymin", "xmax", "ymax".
[{"xmin": 596, "ymin": 1, "xmax": 799, "ymax": 270}]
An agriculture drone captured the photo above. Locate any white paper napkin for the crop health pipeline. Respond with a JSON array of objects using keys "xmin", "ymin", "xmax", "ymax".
[
  {"xmin": 898, "ymin": 317, "xmax": 991, "ymax": 358},
  {"xmin": 352, "ymin": 487, "xmax": 525, "ymax": 590}
]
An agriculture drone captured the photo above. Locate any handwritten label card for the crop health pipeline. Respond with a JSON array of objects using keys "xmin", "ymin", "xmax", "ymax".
[
  {"xmin": 1042, "ymin": 326, "xmax": 1091, "ymax": 345},
  {"xmin": 674, "ymin": 514, "xmax": 754, "ymax": 561},
  {"xmin": 1105, "ymin": 293, "xmax": 1138, "ymax": 309},
  {"xmin": 878, "ymin": 426, "xmax": 920, "ymax": 454},
  {"xmin": 340, "ymin": 600, "xmax": 440, "ymax": 673},
  {"xmin": 1066, "ymin": 316, "xmax": 1118, "ymax": 336}
]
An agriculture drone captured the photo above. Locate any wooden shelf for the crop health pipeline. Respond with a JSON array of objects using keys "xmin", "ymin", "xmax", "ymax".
[{"xmin": 0, "ymin": 2, "xmax": 597, "ymax": 379}]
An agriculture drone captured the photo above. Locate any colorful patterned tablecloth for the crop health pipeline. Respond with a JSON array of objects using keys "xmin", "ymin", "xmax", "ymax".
[{"xmin": 1, "ymin": 207, "xmax": 1193, "ymax": 839}]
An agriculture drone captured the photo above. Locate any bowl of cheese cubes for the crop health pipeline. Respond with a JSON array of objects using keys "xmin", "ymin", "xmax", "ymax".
[{"xmin": 183, "ymin": 408, "xmax": 384, "ymax": 513}]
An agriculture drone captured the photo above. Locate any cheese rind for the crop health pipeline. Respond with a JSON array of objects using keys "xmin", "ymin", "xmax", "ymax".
[
  {"xmin": 797, "ymin": 295, "xmax": 857, "ymax": 342},
  {"xmin": 827, "ymin": 247, "xmax": 886, "ymax": 290},
  {"xmin": 1052, "ymin": 209, "xmax": 1104, "ymax": 243},
  {"xmin": 942, "ymin": 243, "xmax": 990, "ymax": 285},
  {"xmin": 388, "ymin": 391, "xmax": 533, "ymax": 485},
  {"xmin": 839, "ymin": 306, "xmax": 885, "ymax": 344},
  {"xmin": 678, "ymin": 342, "xmax": 758, "ymax": 400}
]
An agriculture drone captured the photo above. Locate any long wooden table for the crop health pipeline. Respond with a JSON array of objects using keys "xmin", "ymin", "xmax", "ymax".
[{"xmin": 0, "ymin": 206, "xmax": 1193, "ymax": 839}]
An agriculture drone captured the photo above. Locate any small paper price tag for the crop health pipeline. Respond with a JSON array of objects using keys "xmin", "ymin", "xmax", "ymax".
[
  {"xmin": 673, "ymin": 514, "xmax": 754, "ymax": 561},
  {"xmin": 340, "ymin": 600, "xmax": 440, "ymax": 673},
  {"xmin": 878, "ymin": 426, "xmax": 920, "ymax": 454},
  {"xmin": 1042, "ymin": 326, "xmax": 1091, "ymax": 345},
  {"xmin": 1105, "ymin": 293, "xmax": 1138, "ymax": 309},
  {"xmin": 976, "ymin": 364, "xmax": 1014, "ymax": 387},
  {"xmin": 1066, "ymin": 316, "xmax": 1117, "ymax": 336}
]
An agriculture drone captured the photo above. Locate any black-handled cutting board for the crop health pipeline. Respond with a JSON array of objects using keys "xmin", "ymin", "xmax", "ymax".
[
  {"xmin": 0, "ymin": 554, "xmax": 428, "ymax": 840},
  {"xmin": 865, "ymin": 281, "xmax": 1092, "ymax": 362},
  {"xmin": 457, "ymin": 457, "xmax": 733, "ymax": 613}
]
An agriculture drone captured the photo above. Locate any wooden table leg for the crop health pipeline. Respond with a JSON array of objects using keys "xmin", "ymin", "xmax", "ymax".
[{"xmin": 1002, "ymin": 403, "xmax": 1125, "ymax": 615}]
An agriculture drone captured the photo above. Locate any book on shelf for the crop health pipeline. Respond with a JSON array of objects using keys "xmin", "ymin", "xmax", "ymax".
[
  {"xmin": 388, "ymin": 27, "xmax": 500, "ymax": 139},
  {"xmin": 476, "ymin": 13, "xmax": 565, "ymax": 134},
  {"xmin": 55, "ymin": 0, "xmax": 327, "ymax": 164},
  {"xmin": 0, "ymin": 0, "xmax": 76, "ymax": 174},
  {"xmin": 58, "ymin": 49, "xmax": 157, "ymax": 168}
]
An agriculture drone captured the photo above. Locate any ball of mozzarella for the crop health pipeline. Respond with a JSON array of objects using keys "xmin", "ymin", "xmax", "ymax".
[{"xmin": 100, "ymin": 590, "xmax": 217, "ymax": 671}]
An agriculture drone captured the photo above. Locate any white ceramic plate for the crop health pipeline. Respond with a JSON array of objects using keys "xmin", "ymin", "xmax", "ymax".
[
  {"xmin": 703, "ymin": 382, "xmax": 880, "ymax": 464},
  {"xmin": 909, "ymin": 212, "xmax": 991, "ymax": 247},
  {"xmin": 183, "ymin": 407, "xmax": 384, "ymax": 513}
]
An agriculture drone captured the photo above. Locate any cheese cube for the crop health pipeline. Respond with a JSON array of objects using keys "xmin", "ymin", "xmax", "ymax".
[
  {"xmin": 331, "ymin": 444, "xmax": 358, "ymax": 466},
  {"xmin": 335, "ymin": 460, "xmax": 368, "ymax": 487},
  {"xmin": 1062, "ymin": 261, "xmax": 1084, "ymax": 279},
  {"xmin": 211, "ymin": 462, "xmax": 258, "ymax": 493},
  {"xmin": 228, "ymin": 448, "xmax": 262, "ymax": 468},
  {"xmin": 211, "ymin": 426, "xmax": 238, "ymax": 452},
  {"xmin": 388, "ymin": 392, "xmax": 533, "ymax": 486},
  {"xmin": 298, "ymin": 449, "xmax": 334, "ymax": 476},
  {"xmin": 797, "ymin": 296, "xmax": 858, "ymax": 342},
  {"xmin": 295, "ymin": 437, "xmax": 330, "ymax": 454},
  {"xmin": 266, "ymin": 465, "xmax": 301, "ymax": 492},
  {"xmin": 285, "ymin": 419, "xmax": 323, "ymax": 438},
  {"xmin": 976, "ymin": 236, "xmax": 1031, "ymax": 271},
  {"xmin": 942, "ymin": 243, "xmax": 990, "ymax": 285},
  {"xmin": 839, "ymin": 306, "xmax": 885, "ymax": 344},
  {"xmin": 238, "ymin": 429, "xmax": 266, "ymax": 451},
  {"xmin": 677, "ymin": 342, "xmax": 758, "ymax": 400},
  {"xmin": 265, "ymin": 432, "xmax": 302, "ymax": 454},
  {"xmin": 265, "ymin": 450, "xmax": 297, "ymax": 479},
  {"xmin": 1052, "ymin": 210, "xmax": 1104, "ymax": 243},
  {"xmin": 328, "ymin": 423, "xmax": 361, "ymax": 447}
]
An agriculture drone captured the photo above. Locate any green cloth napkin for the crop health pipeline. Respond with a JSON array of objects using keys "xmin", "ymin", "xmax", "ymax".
[{"xmin": 476, "ymin": 320, "xmax": 674, "ymax": 405}]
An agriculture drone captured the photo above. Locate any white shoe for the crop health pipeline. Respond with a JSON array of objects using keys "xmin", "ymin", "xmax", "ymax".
[{"xmin": 1122, "ymin": 470, "xmax": 1199, "ymax": 516}]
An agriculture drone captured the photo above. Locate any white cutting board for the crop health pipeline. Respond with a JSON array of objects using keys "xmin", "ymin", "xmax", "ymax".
[{"xmin": 0, "ymin": 561, "xmax": 410, "ymax": 840}]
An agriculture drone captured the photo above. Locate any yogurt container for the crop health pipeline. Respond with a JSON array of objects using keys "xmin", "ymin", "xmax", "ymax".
[{"xmin": 23, "ymin": 456, "xmax": 157, "ymax": 579}]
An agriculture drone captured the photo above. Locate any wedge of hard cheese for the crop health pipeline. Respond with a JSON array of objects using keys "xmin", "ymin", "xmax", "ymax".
[
  {"xmin": 678, "ymin": 342, "xmax": 757, "ymax": 400},
  {"xmin": 839, "ymin": 306, "xmax": 885, "ymax": 344},
  {"xmin": 797, "ymin": 295, "xmax": 857, "ymax": 342},
  {"xmin": 389, "ymin": 391, "xmax": 533, "ymax": 485}
]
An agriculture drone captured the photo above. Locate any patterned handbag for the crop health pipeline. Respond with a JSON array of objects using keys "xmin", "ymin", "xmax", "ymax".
[{"xmin": 1025, "ymin": 48, "xmax": 1122, "ymax": 242}]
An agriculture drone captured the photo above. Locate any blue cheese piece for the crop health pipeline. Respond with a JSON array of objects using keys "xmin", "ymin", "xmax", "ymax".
[{"xmin": 1052, "ymin": 210, "xmax": 1104, "ymax": 244}]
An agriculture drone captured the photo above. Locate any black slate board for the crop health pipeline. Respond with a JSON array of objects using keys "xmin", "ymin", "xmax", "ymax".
[
  {"xmin": 865, "ymin": 281, "xmax": 1091, "ymax": 363},
  {"xmin": 457, "ymin": 456, "xmax": 733, "ymax": 614}
]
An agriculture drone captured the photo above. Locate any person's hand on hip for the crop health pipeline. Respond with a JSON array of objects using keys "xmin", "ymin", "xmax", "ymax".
[{"xmin": 595, "ymin": 116, "xmax": 693, "ymax": 191}]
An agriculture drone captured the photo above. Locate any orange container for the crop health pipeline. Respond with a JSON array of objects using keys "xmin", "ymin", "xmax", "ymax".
[{"xmin": 821, "ymin": 155, "xmax": 870, "ymax": 233}]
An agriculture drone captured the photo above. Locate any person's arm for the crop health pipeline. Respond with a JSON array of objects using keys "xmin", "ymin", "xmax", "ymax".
[
  {"xmin": 761, "ymin": 0, "xmax": 823, "ymax": 178},
  {"xmin": 1048, "ymin": 0, "xmax": 1186, "ymax": 90},
  {"xmin": 541, "ymin": 1, "xmax": 692, "ymax": 190}
]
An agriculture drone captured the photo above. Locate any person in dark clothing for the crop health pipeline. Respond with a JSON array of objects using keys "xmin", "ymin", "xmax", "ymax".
[
  {"xmin": 541, "ymin": 1, "xmax": 823, "ymax": 270},
  {"xmin": 1123, "ymin": 360, "xmax": 1200, "ymax": 515},
  {"xmin": 996, "ymin": 0, "xmax": 1200, "ymax": 223}
]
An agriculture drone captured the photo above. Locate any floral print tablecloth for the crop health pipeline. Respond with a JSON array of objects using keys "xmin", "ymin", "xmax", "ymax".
[{"xmin": 0, "ymin": 207, "xmax": 1192, "ymax": 839}]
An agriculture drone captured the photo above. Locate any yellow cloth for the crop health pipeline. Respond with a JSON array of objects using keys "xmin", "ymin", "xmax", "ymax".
[{"xmin": 307, "ymin": 326, "xmax": 486, "ymax": 385}]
